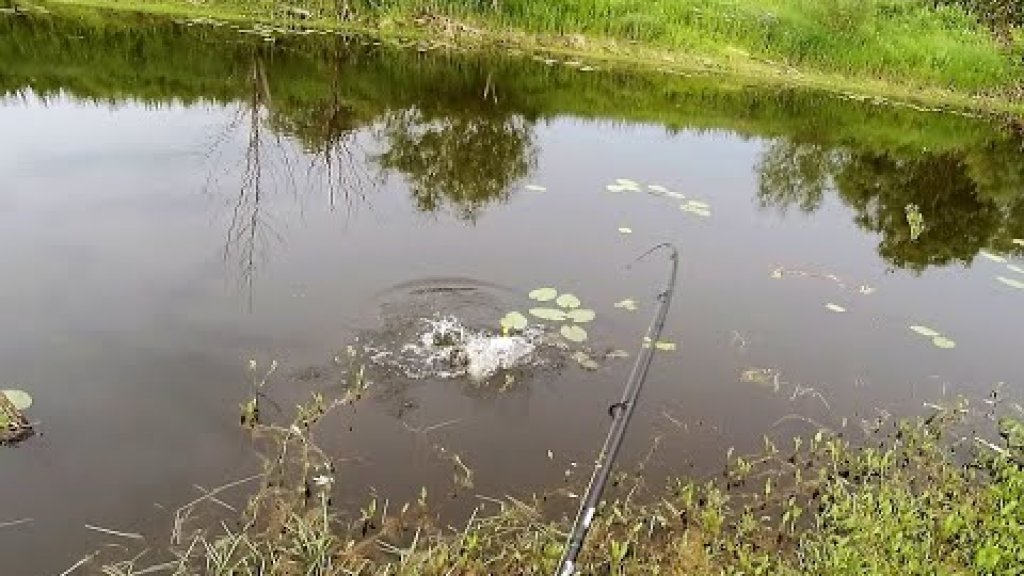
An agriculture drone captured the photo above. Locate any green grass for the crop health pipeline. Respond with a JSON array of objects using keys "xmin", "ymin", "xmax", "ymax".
[
  {"xmin": 94, "ymin": 386, "xmax": 1024, "ymax": 575},
  {"xmin": 23, "ymin": 0, "xmax": 1024, "ymax": 112}
]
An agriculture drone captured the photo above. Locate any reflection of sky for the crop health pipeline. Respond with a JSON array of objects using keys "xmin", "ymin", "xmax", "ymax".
[{"xmin": 1, "ymin": 96, "xmax": 1022, "ymax": 574}]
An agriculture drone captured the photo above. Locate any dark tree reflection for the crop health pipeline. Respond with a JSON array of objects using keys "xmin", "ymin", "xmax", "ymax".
[
  {"xmin": 756, "ymin": 142, "xmax": 843, "ymax": 214},
  {"xmin": 758, "ymin": 135, "xmax": 1024, "ymax": 272},
  {"xmin": 375, "ymin": 109, "xmax": 536, "ymax": 221}
]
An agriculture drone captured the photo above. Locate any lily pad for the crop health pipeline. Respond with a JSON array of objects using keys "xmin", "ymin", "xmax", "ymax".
[
  {"xmin": 909, "ymin": 325, "xmax": 941, "ymax": 338},
  {"xmin": 979, "ymin": 250, "xmax": 1007, "ymax": 263},
  {"xmin": 825, "ymin": 303, "xmax": 846, "ymax": 313},
  {"xmin": 570, "ymin": 351, "xmax": 600, "ymax": 371},
  {"xmin": 529, "ymin": 287, "xmax": 558, "ymax": 302},
  {"xmin": 524, "ymin": 184, "xmax": 546, "ymax": 192},
  {"xmin": 618, "ymin": 227, "xmax": 633, "ymax": 235},
  {"xmin": 560, "ymin": 325, "xmax": 588, "ymax": 343},
  {"xmin": 996, "ymin": 276, "xmax": 1024, "ymax": 290},
  {"xmin": 1, "ymin": 390, "xmax": 32, "ymax": 411},
  {"xmin": 614, "ymin": 299, "xmax": 638, "ymax": 311},
  {"xmin": 741, "ymin": 368, "xmax": 779, "ymax": 390},
  {"xmin": 530, "ymin": 308, "xmax": 568, "ymax": 322},
  {"xmin": 932, "ymin": 336, "xmax": 956, "ymax": 349},
  {"xmin": 556, "ymin": 294, "xmax": 581, "ymax": 309},
  {"xmin": 1008, "ymin": 264, "xmax": 1024, "ymax": 274},
  {"xmin": 566, "ymin": 309, "xmax": 596, "ymax": 323},
  {"xmin": 680, "ymin": 204, "xmax": 711, "ymax": 218},
  {"xmin": 500, "ymin": 312, "xmax": 528, "ymax": 332}
]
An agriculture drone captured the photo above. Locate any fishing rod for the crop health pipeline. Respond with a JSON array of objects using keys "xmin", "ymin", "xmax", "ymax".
[{"xmin": 555, "ymin": 243, "xmax": 679, "ymax": 576}]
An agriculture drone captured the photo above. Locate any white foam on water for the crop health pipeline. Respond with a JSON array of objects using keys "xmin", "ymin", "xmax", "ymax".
[
  {"xmin": 366, "ymin": 315, "xmax": 540, "ymax": 381},
  {"xmin": 463, "ymin": 334, "xmax": 535, "ymax": 381}
]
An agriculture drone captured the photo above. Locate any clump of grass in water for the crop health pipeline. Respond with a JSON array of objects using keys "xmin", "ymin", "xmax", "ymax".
[{"xmin": 97, "ymin": 386, "xmax": 1023, "ymax": 575}]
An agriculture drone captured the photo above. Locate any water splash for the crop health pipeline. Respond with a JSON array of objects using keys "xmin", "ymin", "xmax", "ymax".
[{"xmin": 366, "ymin": 315, "xmax": 543, "ymax": 381}]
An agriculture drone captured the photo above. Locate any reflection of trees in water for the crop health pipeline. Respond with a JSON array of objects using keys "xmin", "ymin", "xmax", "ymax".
[
  {"xmin": 268, "ymin": 38, "xmax": 374, "ymax": 214},
  {"xmin": 206, "ymin": 47, "xmax": 376, "ymax": 306},
  {"xmin": 757, "ymin": 136, "xmax": 1024, "ymax": 272},
  {"xmin": 207, "ymin": 53, "xmax": 297, "ymax": 308},
  {"xmin": 204, "ymin": 41, "xmax": 538, "ymax": 304},
  {"xmin": 757, "ymin": 142, "xmax": 843, "ymax": 214},
  {"xmin": 375, "ymin": 109, "xmax": 536, "ymax": 221}
]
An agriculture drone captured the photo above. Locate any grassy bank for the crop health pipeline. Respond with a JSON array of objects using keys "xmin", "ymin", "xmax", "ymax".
[
  {"xmin": 24, "ymin": 0, "xmax": 1024, "ymax": 115},
  {"xmin": 92, "ymin": 385, "xmax": 1024, "ymax": 575}
]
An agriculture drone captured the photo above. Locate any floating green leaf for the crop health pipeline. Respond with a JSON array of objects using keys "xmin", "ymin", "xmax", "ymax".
[
  {"xmin": 741, "ymin": 368, "xmax": 774, "ymax": 384},
  {"xmin": 524, "ymin": 184, "xmax": 546, "ymax": 192},
  {"xmin": 571, "ymin": 351, "xmax": 600, "ymax": 370},
  {"xmin": 614, "ymin": 299, "xmax": 638, "ymax": 311},
  {"xmin": 680, "ymin": 204, "xmax": 711, "ymax": 218},
  {"xmin": 909, "ymin": 325, "xmax": 941, "ymax": 338},
  {"xmin": 567, "ymin": 309, "xmax": 596, "ymax": 323},
  {"xmin": 530, "ymin": 308, "xmax": 567, "ymax": 322},
  {"xmin": 996, "ymin": 276, "xmax": 1024, "ymax": 289},
  {"xmin": 1, "ymin": 390, "xmax": 32, "ymax": 411},
  {"xmin": 529, "ymin": 287, "xmax": 558, "ymax": 302},
  {"xmin": 932, "ymin": 336, "xmax": 956, "ymax": 349},
  {"xmin": 825, "ymin": 303, "xmax": 846, "ymax": 313},
  {"xmin": 979, "ymin": 250, "xmax": 1007, "ymax": 263},
  {"xmin": 1007, "ymin": 264, "xmax": 1024, "ymax": 275},
  {"xmin": 556, "ymin": 294, "xmax": 581, "ymax": 309},
  {"xmin": 560, "ymin": 325, "xmax": 588, "ymax": 343},
  {"xmin": 500, "ymin": 312, "xmax": 528, "ymax": 331},
  {"xmin": 617, "ymin": 227, "xmax": 633, "ymax": 234},
  {"xmin": 654, "ymin": 341, "xmax": 677, "ymax": 351}
]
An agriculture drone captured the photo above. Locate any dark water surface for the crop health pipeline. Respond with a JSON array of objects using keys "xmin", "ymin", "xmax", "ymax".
[{"xmin": 2, "ymin": 9, "xmax": 1024, "ymax": 574}]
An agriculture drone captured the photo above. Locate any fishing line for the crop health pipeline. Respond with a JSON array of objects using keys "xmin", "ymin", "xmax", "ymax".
[{"xmin": 556, "ymin": 242, "xmax": 679, "ymax": 576}]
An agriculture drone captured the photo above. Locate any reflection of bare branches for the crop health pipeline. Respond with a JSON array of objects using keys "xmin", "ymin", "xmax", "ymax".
[
  {"xmin": 201, "ymin": 52, "xmax": 300, "ymax": 309},
  {"xmin": 283, "ymin": 37, "xmax": 376, "ymax": 215},
  {"xmin": 303, "ymin": 102, "xmax": 374, "ymax": 215}
]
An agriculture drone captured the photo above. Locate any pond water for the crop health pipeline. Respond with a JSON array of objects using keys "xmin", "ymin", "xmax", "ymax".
[{"xmin": 2, "ymin": 8, "xmax": 1024, "ymax": 574}]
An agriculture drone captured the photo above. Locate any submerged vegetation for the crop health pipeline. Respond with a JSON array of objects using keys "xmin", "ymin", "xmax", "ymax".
[
  {"xmin": 90, "ymin": 380, "xmax": 1024, "ymax": 575},
  {"xmin": 19, "ymin": 0, "xmax": 1024, "ymax": 110}
]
